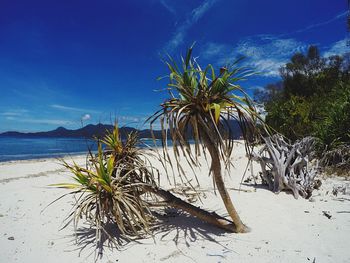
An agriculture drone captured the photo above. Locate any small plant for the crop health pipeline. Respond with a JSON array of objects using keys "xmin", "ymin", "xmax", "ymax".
[{"xmin": 53, "ymin": 124, "xmax": 159, "ymax": 244}]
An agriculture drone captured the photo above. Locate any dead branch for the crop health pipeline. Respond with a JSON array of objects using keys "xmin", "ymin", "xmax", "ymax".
[{"xmin": 250, "ymin": 134, "xmax": 320, "ymax": 199}]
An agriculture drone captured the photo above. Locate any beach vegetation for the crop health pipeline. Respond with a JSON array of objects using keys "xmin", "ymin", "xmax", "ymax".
[
  {"xmin": 53, "ymin": 125, "xmax": 158, "ymax": 247},
  {"xmin": 54, "ymin": 122, "xmax": 250, "ymax": 255},
  {"xmin": 149, "ymin": 46, "xmax": 262, "ymax": 233},
  {"xmin": 255, "ymin": 46, "xmax": 350, "ymax": 175}
]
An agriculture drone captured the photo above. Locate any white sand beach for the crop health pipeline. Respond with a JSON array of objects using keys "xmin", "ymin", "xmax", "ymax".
[{"xmin": 0, "ymin": 143, "xmax": 349, "ymax": 263}]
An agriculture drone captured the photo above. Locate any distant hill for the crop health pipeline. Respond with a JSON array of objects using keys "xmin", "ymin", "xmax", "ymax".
[
  {"xmin": 0, "ymin": 124, "xmax": 163, "ymax": 140},
  {"xmin": 0, "ymin": 121, "xmax": 243, "ymax": 140}
]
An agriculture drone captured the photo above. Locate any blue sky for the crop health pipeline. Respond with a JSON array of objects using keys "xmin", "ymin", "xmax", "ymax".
[{"xmin": 0, "ymin": 0, "xmax": 348, "ymax": 132}]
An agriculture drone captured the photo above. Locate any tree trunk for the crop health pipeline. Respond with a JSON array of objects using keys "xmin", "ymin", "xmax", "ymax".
[
  {"xmin": 204, "ymin": 136, "xmax": 250, "ymax": 233},
  {"xmin": 197, "ymin": 117, "xmax": 249, "ymax": 233},
  {"xmin": 144, "ymin": 185, "xmax": 236, "ymax": 232}
]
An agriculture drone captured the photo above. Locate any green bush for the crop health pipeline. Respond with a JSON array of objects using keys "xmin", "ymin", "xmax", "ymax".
[{"xmin": 256, "ymin": 46, "xmax": 350, "ymax": 162}]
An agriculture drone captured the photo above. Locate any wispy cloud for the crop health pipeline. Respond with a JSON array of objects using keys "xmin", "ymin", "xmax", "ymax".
[
  {"xmin": 323, "ymin": 38, "xmax": 350, "ymax": 57},
  {"xmin": 50, "ymin": 104, "xmax": 100, "ymax": 114},
  {"xmin": 202, "ymin": 33, "xmax": 348, "ymax": 78},
  {"xmin": 248, "ymin": 85, "xmax": 265, "ymax": 92},
  {"xmin": 23, "ymin": 119, "xmax": 74, "ymax": 126},
  {"xmin": 201, "ymin": 36, "xmax": 307, "ymax": 77},
  {"xmin": 1, "ymin": 109, "xmax": 28, "ymax": 117},
  {"xmin": 109, "ymin": 115, "xmax": 148, "ymax": 128},
  {"xmin": 158, "ymin": 0, "xmax": 176, "ymax": 15},
  {"xmin": 284, "ymin": 11, "xmax": 348, "ymax": 36},
  {"xmin": 5, "ymin": 117, "xmax": 73, "ymax": 126},
  {"xmin": 165, "ymin": 0, "xmax": 218, "ymax": 51},
  {"xmin": 191, "ymin": 0, "xmax": 217, "ymax": 22},
  {"xmin": 119, "ymin": 115, "xmax": 146, "ymax": 123},
  {"xmin": 199, "ymin": 8, "xmax": 348, "ymax": 77}
]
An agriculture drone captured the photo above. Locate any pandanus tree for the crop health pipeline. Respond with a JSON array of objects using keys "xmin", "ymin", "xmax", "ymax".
[
  {"xmin": 53, "ymin": 125, "xmax": 159, "ymax": 249},
  {"xmin": 54, "ymin": 123, "xmax": 238, "ymax": 252},
  {"xmin": 149, "ymin": 47, "xmax": 261, "ymax": 233},
  {"xmin": 55, "ymin": 48, "xmax": 262, "ymax": 248}
]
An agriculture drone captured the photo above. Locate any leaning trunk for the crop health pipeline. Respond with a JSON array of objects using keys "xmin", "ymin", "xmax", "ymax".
[
  {"xmin": 198, "ymin": 117, "xmax": 249, "ymax": 233},
  {"xmin": 144, "ymin": 185, "xmax": 236, "ymax": 232},
  {"xmin": 204, "ymin": 137, "xmax": 250, "ymax": 233}
]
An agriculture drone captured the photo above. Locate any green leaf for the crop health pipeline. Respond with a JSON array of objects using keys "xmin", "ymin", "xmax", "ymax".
[
  {"xmin": 185, "ymin": 44, "xmax": 194, "ymax": 68},
  {"xmin": 107, "ymin": 155, "xmax": 115, "ymax": 177},
  {"xmin": 210, "ymin": 103, "xmax": 221, "ymax": 123},
  {"xmin": 50, "ymin": 183, "xmax": 82, "ymax": 189}
]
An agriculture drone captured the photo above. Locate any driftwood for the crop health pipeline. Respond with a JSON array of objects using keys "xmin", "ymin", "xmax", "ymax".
[
  {"xmin": 250, "ymin": 135, "xmax": 319, "ymax": 199},
  {"xmin": 144, "ymin": 185, "xmax": 237, "ymax": 232}
]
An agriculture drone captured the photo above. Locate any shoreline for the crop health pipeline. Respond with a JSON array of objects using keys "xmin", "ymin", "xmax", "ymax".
[
  {"xmin": 0, "ymin": 137, "xmax": 244, "ymax": 164},
  {"xmin": 0, "ymin": 153, "xmax": 88, "ymax": 164},
  {"xmin": 0, "ymin": 144, "xmax": 349, "ymax": 262}
]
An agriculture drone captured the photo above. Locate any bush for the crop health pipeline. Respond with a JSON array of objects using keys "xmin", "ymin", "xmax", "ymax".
[{"xmin": 256, "ymin": 46, "xmax": 350, "ymax": 172}]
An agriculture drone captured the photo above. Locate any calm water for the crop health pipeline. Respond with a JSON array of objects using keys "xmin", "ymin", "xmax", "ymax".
[
  {"xmin": 0, "ymin": 137, "xmax": 163, "ymax": 162},
  {"xmin": 0, "ymin": 137, "xmax": 97, "ymax": 162}
]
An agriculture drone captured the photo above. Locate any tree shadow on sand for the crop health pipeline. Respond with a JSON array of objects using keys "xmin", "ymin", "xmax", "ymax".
[
  {"xmin": 65, "ymin": 222, "xmax": 143, "ymax": 261},
  {"xmin": 152, "ymin": 207, "xmax": 232, "ymax": 249},
  {"xmin": 241, "ymin": 181, "xmax": 303, "ymax": 198},
  {"xmin": 66, "ymin": 208, "xmax": 233, "ymax": 260},
  {"xmin": 241, "ymin": 181, "xmax": 270, "ymax": 191}
]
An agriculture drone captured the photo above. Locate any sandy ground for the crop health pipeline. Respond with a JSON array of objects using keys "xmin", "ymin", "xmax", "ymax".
[{"xmin": 0, "ymin": 143, "xmax": 349, "ymax": 263}]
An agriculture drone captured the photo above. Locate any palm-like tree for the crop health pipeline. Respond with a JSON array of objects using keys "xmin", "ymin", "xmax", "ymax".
[
  {"xmin": 54, "ymin": 125, "xmax": 159, "ymax": 245},
  {"xmin": 150, "ymin": 47, "xmax": 260, "ymax": 233},
  {"xmin": 54, "ymin": 123, "xmax": 238, "ymax": 250}
]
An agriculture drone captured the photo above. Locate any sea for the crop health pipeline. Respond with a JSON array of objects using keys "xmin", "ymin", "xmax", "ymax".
[{"xmin": 0, "ymin": 137, "xmax": 161, "ymax": 162}]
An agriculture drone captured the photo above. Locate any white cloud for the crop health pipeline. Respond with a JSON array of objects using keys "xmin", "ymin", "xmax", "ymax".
[
  {"xmin": 158, "ymin": 0, "xmax": 176, "ymax": 15},
  {"xmin": 249, "ymin": 59, "xmax": 285, "ymax": 77},
  {"xmin": 50, "ymin": 104, "xmax": 100, "ymax": 114},
  {"xmin": 200, "ymin": 42, "xmax": 228, "ymax": 58},
  {"xmin": 202, "ymin": 36, "xmax": 350, "ymax": 78},
  {"xmin": 198, "ymin": 9, "xmax": 348, "ymax": 77},
  {"xmin": 166, "ymin": 26, "xmax": 186, "ymax": 51},
  {"xmin": 2, "ymin": 112, "xmax": 21, "ymax": 116},
  {"xmin": 8, "ymin": 118, "xmax": 74, "ymax": 126},
  {"xmin": 81, "ymin": 114, "xmax": 91, "ymax": 121},
  {"xmin": 249, "ymin": 85, "xmax": 265, "ymax": 92},
  {"xmin": 1, "ymin": 109, "xmax": 28, "ymax": 117},
  {"xmin": 323, "ymin": 39, "xmax": 350, "ymax": 57},
  {"xmin": 165, "ymin": 0, "xmax": 218, "ymax": 51},
  {"xmin": 201, "ymin": 36, "xmax": 307, "ymax": 77},
  {"xmin": 292, "ymin": 11, "xmax": 347, "ymax": 35},
  {"xmin": 25, "ymin": 119, "xmax": 73, "ymax": 125},
  {"xmin": 236, "ymin": 37, "xmax": 306, "ymax": 76},
  {"xmin": 191, "ymin": 0, "xmax": 216, "ymax": 23},
  {"xmin": 270, "ymin": 11, "xmax": 347, "ymax": 39},
  {"xmin": 119, "ymin": 115, "xmax": 144, "ymax": 123}
]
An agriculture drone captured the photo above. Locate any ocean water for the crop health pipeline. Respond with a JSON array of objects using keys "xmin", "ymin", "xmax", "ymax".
[
  {"xmin": 0, "ymin": 137, "xmax": 163, "ymax": 162},
  {"xmin": 0, "ymin": 137, "xmax": 97, "ymax": 162}
]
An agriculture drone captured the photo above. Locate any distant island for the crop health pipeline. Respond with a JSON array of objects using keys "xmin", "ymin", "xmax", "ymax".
[
  {"xmin": 0, "ymin": 122, "xmax": 242, "ymax": 140},
  {"xmin": 0, "ymin": 124, "xmax": 163, "ymax": 140}
]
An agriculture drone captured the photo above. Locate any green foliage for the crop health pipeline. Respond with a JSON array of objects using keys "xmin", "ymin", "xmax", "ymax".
[
  {"xmin": 53, "ymin": 124, "xmax": 158, "ymax": 242},
  {"xmin": 149, "ymin": 46, "xmax": 264, "ymax": 233},
  {"xmin": 265, "ymin": 95, "xmax": 313, "ymax": 139},
  {"xmin": 257, "ymin": 45, "xmax": 350, "ymax": 161},
  {"xmin": 279, "ymin": 46, "xmax": 348, "ymax": 98},
  {"xmin": 313, "ymin": 84, "xmax": 350, "ymax": 149},
  {"xmin": 150, "ymin": 46, "xmax": 262, "ymax": 175}
]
